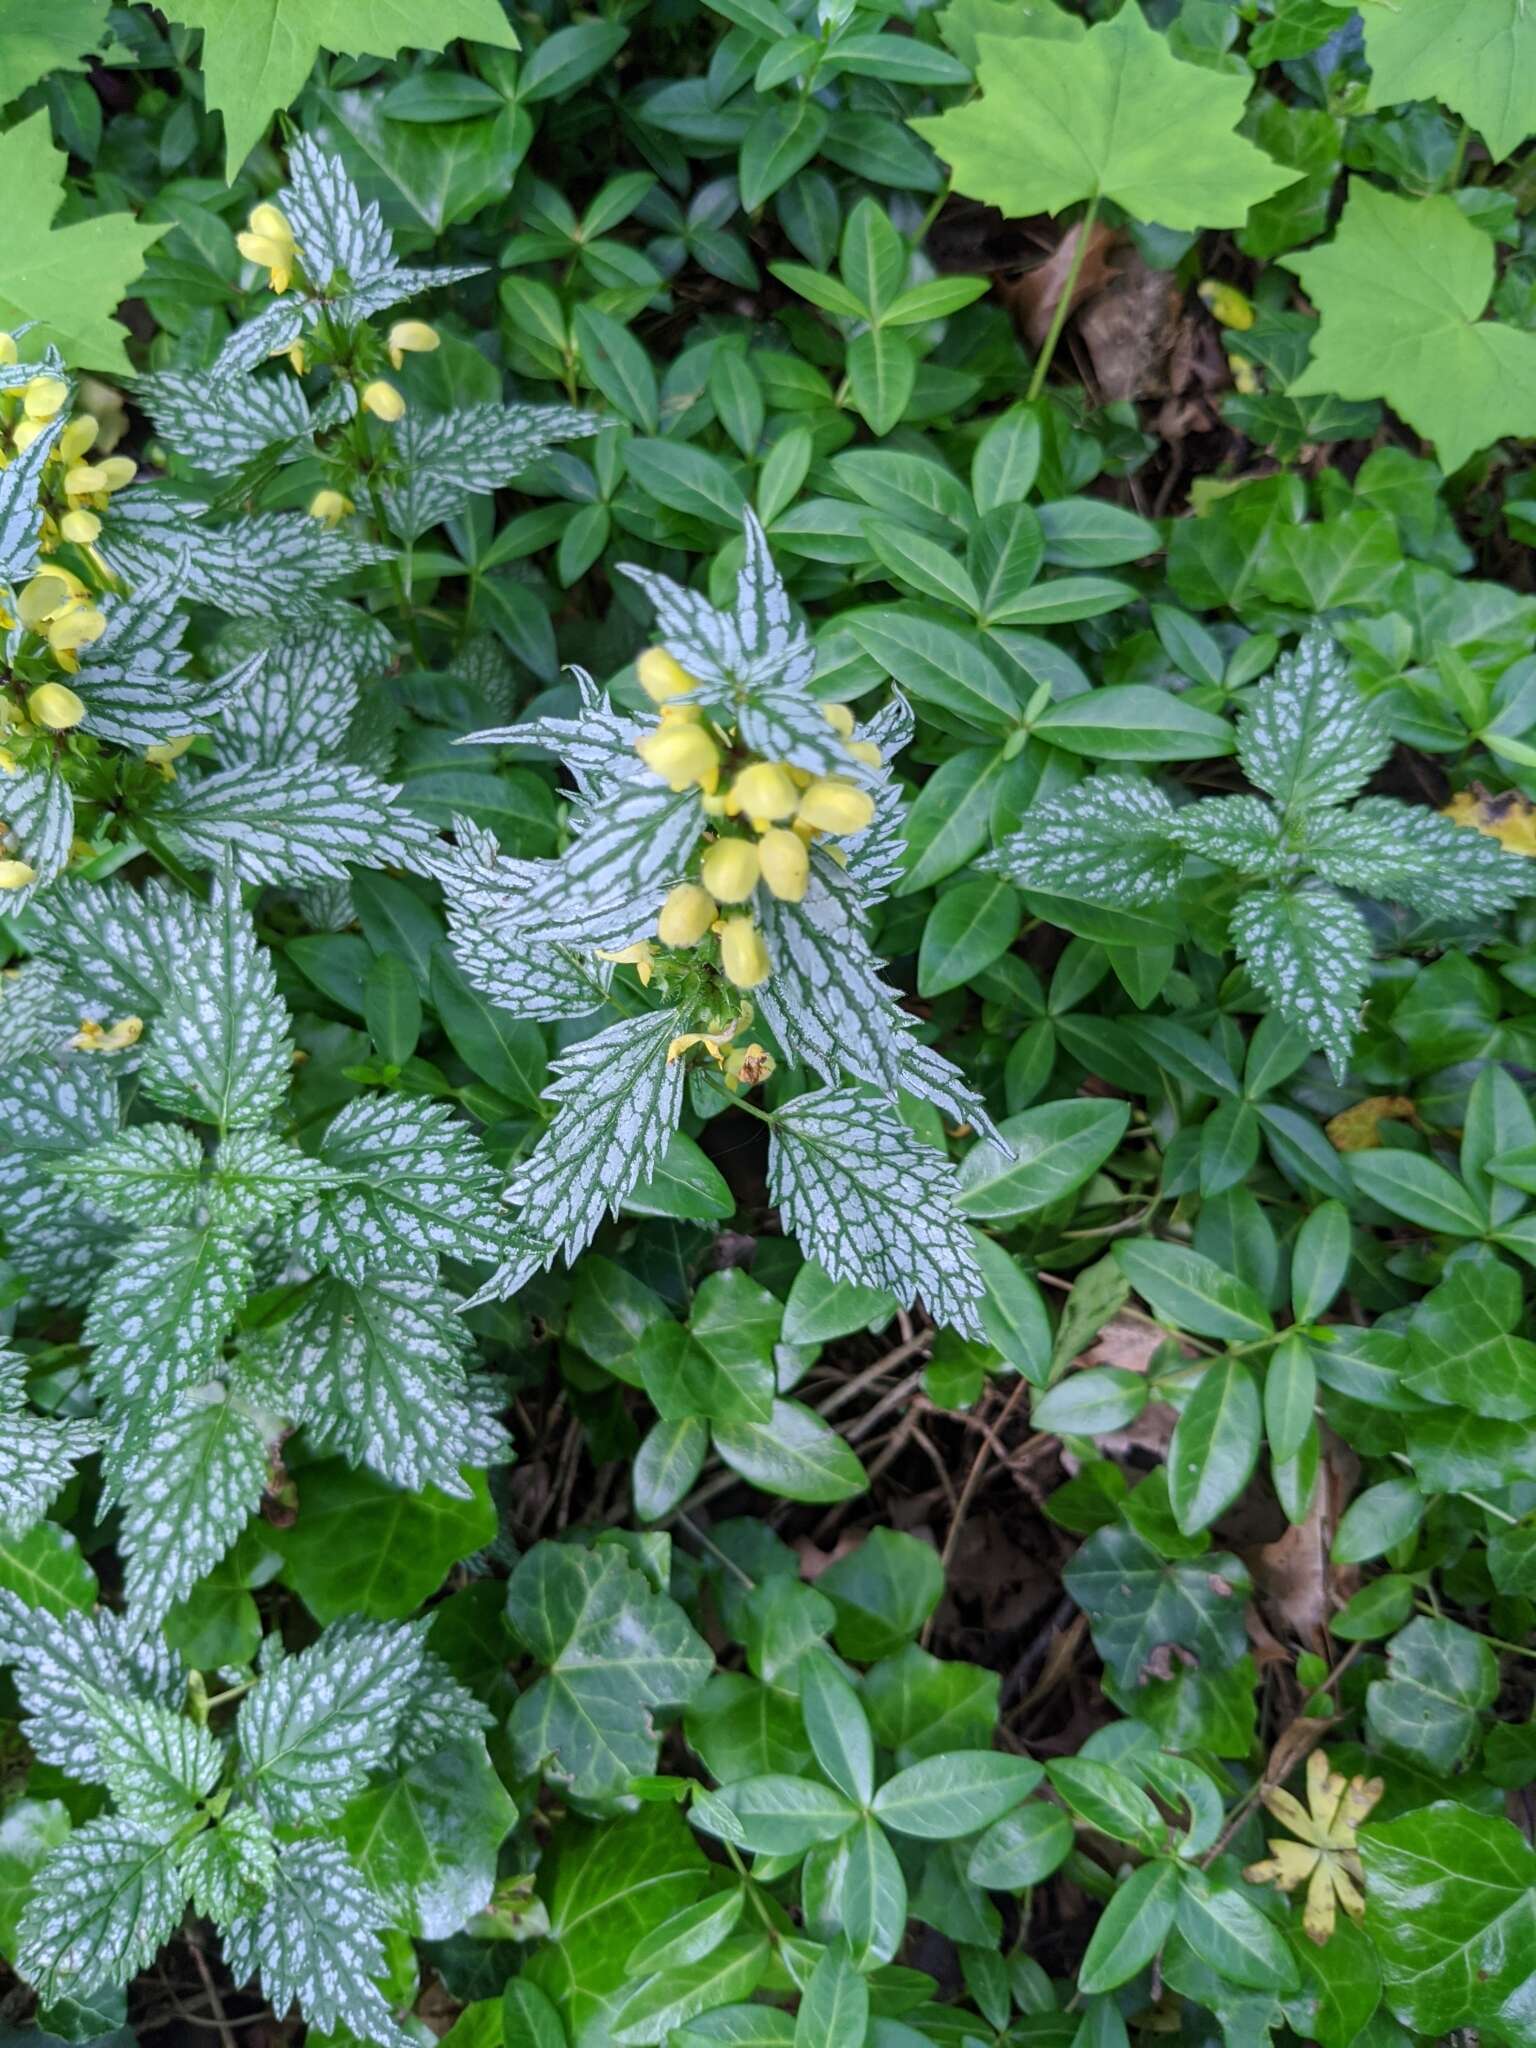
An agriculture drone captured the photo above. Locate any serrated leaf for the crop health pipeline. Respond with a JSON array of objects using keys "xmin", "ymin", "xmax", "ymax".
[
  {"xmin": 115, "ymin": 1386, "xmax": 274, "ymax": 1623},
  {"xmin": 84, "ymin": 1224, "xmax": 254, "ymax": 1420},
  {"xmin": 769, "ymin": 1087, "xmax": 986, "ymax": 1337},
  {"xmin": 16, "ymin": 1816, "xmax": 187, "ymax": 2001},
  {"xmin": 1236, "ymin": 635, "xmax": 1392, "ymax": 811},
  {"xmin": 1166, "ymin": 795, "xmax": 1288, "ymax": 878},
  {"xmin": 507, "ymin": 1542, "xmax": 713, "ymax": 1804},
  {"xmin": 210, "ymin": 1128, "xmax": 345, "ymax": 1227},
  {"xmin": 432, "ymin": 818, "xmax": 611, "ymax": 1023},
  {"xmin": 1229, "ymin": 885, "xmax": 1371, "ymax": 1081},
  {"xmin": 0, "ymin": 1355, "xmax": 99, "ymax": 1542},
  {"xmin": 0, "ymin": 413, "xmax": 63, "ymax": 585},
  {"xmin": 1304, "ymin": 798, "xmax": 1533, "ymax": 919},
  {"xmin": 137, "ymin": 368, "xmax": 313, "ymax": 474},
  {"xmin": 147, "ymin": 759, "xmax": 434, "ymax": 884},
  {"xmin": 981, "ymin": 774, "xmax": 1183, "ymax": 906},
  {"xmin": 497, "ymin": 779, "xmax": 705, "ymax": 947},
  {"xmin": 912, "ymin": 6, "xmax": 1297, "ymax": 231},
  {"xmin": 50, "ymin": 1123, "xmax": 206, "ymax": 1224},
  {"xmin": 86, "ymin": 1688, "xmax": 223, "ymax": 1828},
  {"xmin": 237, "ymin": 1618, "xmax": 428, "ymax": 1825},
  {"xmin": 215, "ymin": 611, "xmax": 396, "ymax": 769},
  {"xmin": 383, "ymin": 403, "xmax": 598, "ymax": 542},
  {"xmin": 179, "ymin": 1806, "xmax": 277, "ymax": 1925},
  {"xmin": 0, "ymin": 1597, "xmax": 182, "ymax": 1777},
  {"xmin": 1285, "ymin": 180, "xmax": 1536, "ymax": 474},
  {"xmin": 222, "ymin": 1837, "xmax": 402, "ymax": 2047},
  {"xmin": 1361, "ymin": 0, "xmax": 1536, "ymax": 162},
  {"xmin": 0, "ymin": 759, "xmax": 74, "ymax": 912}
]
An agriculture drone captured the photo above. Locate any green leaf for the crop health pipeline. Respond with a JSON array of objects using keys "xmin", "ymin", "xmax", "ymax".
[
  {"xmin": 1366, "ymin": 1615, "xmax": 1498, "ymax": 1772},
  {"xmin": 1331, "ymin": 1477, "xmax": 1426, "ymax": 1566},
  {"xmin": 956, "ymin": 1098, "xmax": 1129, "ymax": 1221},
  {"xmin": 1031, "ymin": 686, "xmax": 1234, "ymax": 763},
  {"xmin": 793, "ymin": 1943, "xmax": 868, "ymax": 2048},
  {"xmin": 1406, "ymin": 1256, "xmax": 1536, "ymax": 1419},
  {"xmin": 340, "ymin": 1736, "xmax": 516, "ymax": 1938},
  {"xmin": 0, "ymin": 1522, "xmax": 98, "ymax": 1619},
  {"xmin": 1077, "ymin": 1858, "xmax": 1181, "ymax": 1996},
  {"xmin": 1284, "ymin": 179, "xmax": 1536, "ymax": 474},
  {"xmin": 272, "ymin": 1461, "xmax": 496, "ymax": 1623},
  {"xmin": 162, "ymin": 0, "xmax": 518, "ymax": 175},
  {"xmin": 1361, "ymin": 1805, "xmax": 1536, "ymax": 2044},
  {"xmin": 1174, "ymin": 1865, "xmax": 1298, "ymax": 1993},
  {"xmin": 912, "ymin": 6, "xmax": 1297, "ymax": 231},
  {"xmin": 1062, "ymin": 1524, "xmax": 1251, "ymax": 1692},
  {"xmin": 1168, "ymin": 1358, "xmax": 1263, "ymax": 1536},
  {"xmin": 1346, "ymin": 1151, "xmax": 1487, "ymax": 1236},
  {"xmin": 967, "ymin": 1802, "xmax": 1074, "ymax": 1890},
  {"xmin": 740, "ymin": 99, "xmax": 829, "ymax": 211},
  {"xmin": 1114, "ymin": 1240, "xmax": 1272, "ymax": 1343},
  {"xmin": 1361, "ymin": 0, "xmax": 1536, "ymax": 161},
  {"xmin": 819, "ymin": 1528, "xmax": 945, "ymax": 1662},
  {"xmin": 713, "ymin": 1399, "xmax": 868, "ymax": 1505},
  {"xmin": 0, "ymin": 1799, "xmax": 71, "ymax": 1958},
  {"xmin": 872, "ymin": 1752, "xmax": 1042, "ymax": 1839},
  {"xmin": 506, "ymin": 1542, "xmax": 713, "ymax": 1803},
  {"xmin": 918, "ymin": 878, "xmax": 1022, "ymax": 997},
  {"xmin": 0, "ymin": 112, "xmax": 166, "ymax": 371},
  {"xmin": 847, "ymin": 329, "xmax": 917, "ymax": 437},
  {"xmin": 707, "ymin": 1775, "xmax": 859, "ymax": 1856}
]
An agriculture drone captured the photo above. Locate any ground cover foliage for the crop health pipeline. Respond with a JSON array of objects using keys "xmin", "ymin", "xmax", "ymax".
[{"xmin": 8, "ymin": 1, "xmax": 1536, "ymax": 2044}]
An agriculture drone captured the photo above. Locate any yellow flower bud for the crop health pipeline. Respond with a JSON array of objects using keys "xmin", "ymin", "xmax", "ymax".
[
  {"xmin": 23, "ymin": 377, "xmax": 69, "ymax": 421},
  {"xmin": 0, "ymin": 333, "xmax": 16, "ymax": 366},
  {"xmin": 0, "ymin": 859, "xmax": 36, "ymax": 889},
  {"xmin": 27, "ymin": 682, "xmax": 85, "ymax": 731},
  {"xmin": 361, "ymin": 380, "xmax": 406, "ymax": 422},
  {"xmin": 595, "ymin": 940, "xmax": 656, "ymax": 987},
  {"xmin": 636, "ymin": 647, "xmax": 698, "ymax": 704},
  {"xmin": 729, "ymin": 761, "xmax": 798, "ymax": 821},
  {"xmin": 658, "ymin": 883, "xmax": 717, "ymax": 947},
  {"xmin": 820, "ymin": 702, "xmax": 855, "ymax": 737},
  {"xmin": 18, "ymin": 571, "xmax": 78, "ymax": 627},
  {"xmin": 718, "ymin": 916, "xmax": 770, "ymax": 989},
  {"xmin": 797, "ymin": 778, "xmax": 875, "ymax": 836},
  {"xmin": 11, "ymin": 418, "xmax": 43, "ymax": 453},
  {"xmin": 701, "ymin": 836, "xmax": 760, "ymax": 903},
  {"xmin": 387, "ymin": 319, "xmax": 440, "ymax": 369},
  {"xmin": 308, "ymin": 488, "xmax": 355, "ymax": 526},
  {"xmin": 95, "ymin": 456, "xmax": 135, "ymax": 493},
  {"xmin": 758, "ymin": 826, "xmax": 809, "ymax": 902},
  {"xmin": 59, "ymin": 415, "xmax": 98, "ymax": 464},
  {"xmin": 635, "ymin": 721, "xmax": 719, "ymax": 793},
  {"xmin": 60, "ymin": 509, "xmax": 101, "ymax": 545},
  {"xmin": 48, "ymin": 606, "xmax": 106, "ymax": 656},
  {"xmin": 238, "ymin": 204, "xmax": 297, "ymax": 293},
  {"xmin": 248, "ymin": 202, "xmax": 294, "ymax": 243},
  {"xmin": 145, "ymin": 734, "xmax": 194, "ymax": 777},
  {"xmin": 846, "ymin": 740, "xmax": 882, "ymax": 768},
  {"xmin": 64, "ymin": 462, "xmax": 109, "ymax": 499}
]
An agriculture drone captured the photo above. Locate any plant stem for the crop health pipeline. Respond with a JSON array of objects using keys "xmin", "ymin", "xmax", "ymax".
[{"xmin": 1025, "ymin": 192, "xmax": 1101, "ymax": 404}]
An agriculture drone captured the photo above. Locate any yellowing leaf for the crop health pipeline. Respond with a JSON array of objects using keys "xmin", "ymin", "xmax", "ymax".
[
  {"xmin": 1360, "ymin": 0, "xmax": 1536, "ymax": 163},
  {"xmin": 1285, "ymin": 179, "xmax": 1536, "ymax": 474},
  {"xmin": 1444, "ymin": 786, "xmax": 1536, "ymax": 858},
  {"xmin": 0, "ymin": 113, "xmax": 166, "ymax": 375},
  {"xmin": 160, "ymin": 0, "xmax": 520, "ymax": 178},
  {"xmin": 911, "ymin": 4, "xmax": 1298, "ymax": 232}
]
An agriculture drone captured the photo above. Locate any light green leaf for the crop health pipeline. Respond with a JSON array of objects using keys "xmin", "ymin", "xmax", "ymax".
[{"xmin": 1360, "ymin": 0, "xmax": 1536, "ymax": 161}]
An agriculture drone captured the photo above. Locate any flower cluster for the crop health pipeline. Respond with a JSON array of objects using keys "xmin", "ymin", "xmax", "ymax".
[
  {"xmin": 631, "ymin": 647, "xmax": 878, "ymax": 992},
  {"xmin": 0, "ymin": 351, "xmax": 133, "ymax": 556}
]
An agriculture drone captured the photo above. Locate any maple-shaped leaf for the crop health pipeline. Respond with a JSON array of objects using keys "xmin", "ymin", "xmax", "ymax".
[
  {"xmin": 163, "ymin": 0, "xmax": 519, "ymax": 176},
  {"xmin": 1361, "ymin": 0, "xmax": 1536, "ymax": 164},
  {"xmin": 0, "ymin": 112, "xmax": 166, "ymax": 371},
  {"xmin": 1285, "ymin": 180, "xmax": 1536, "ymax": 474},
  {"xmin": 0, "ymin": 2, "xmax": 113, "ymax": 106},
  {"xmin": 911, "ymin": 5, "xmax": 1298, "ymax": 232}
]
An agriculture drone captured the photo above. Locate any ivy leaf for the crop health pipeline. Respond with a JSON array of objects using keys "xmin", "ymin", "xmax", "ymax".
[
  {"xmin": 507, "ymin": 1542, "xmax": 714, "ymax": 1805},
  {"xmin": 911, "ymin": 6, "xmax": 1297, "ymax": 231},
  {"xmin": 1228, "ymin": 885, "xmax": 1371, "ymax": 1081},
  {"xmin": 162, "ymin": 0, "xmax": 519, "ymax": 176},
  {"xmin": 1366, "ymin": 1615, "xmax": 1498, "ymax": 1772},
  {"xmin": 1285, "ymin": 180, "xmax": 1536, "ymax": 474},
  {"xmin": 221, "ymin": 1838, "xmax": 402, "ymax": 2047},
  {"xmin": 1360, "ymin": 0, "xmax": 1536, "ymax": 163},
  {"xmin": 268, "ymin": 1462, "xmax": 496, "ymax": 1624},
  {"xmin": 0, "ymin": 113, "xmax": 166, "ymax": 371},
  {"xmin": 338, "ymin": 1736, "xmax": 516, "ymax": 1939},
  {"xmin": 16, "ymin": 1816, "xmax": 187, "ymax": 2002},
  {"xmin": 1062, "ymin": 1525, "xmax": 1252, "ymax": 1692},
  {"xmin": 769, "ymin": 1088, "xmax": 987, "ymax": 1337}
]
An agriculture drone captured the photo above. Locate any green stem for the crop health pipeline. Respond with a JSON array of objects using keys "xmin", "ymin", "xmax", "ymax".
[{"xmin": 1025, "ymin": 192, "xmax": 1101, "ymax": 404}]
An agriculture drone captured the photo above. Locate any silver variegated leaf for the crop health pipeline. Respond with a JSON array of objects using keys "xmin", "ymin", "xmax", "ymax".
[
  {"xmin": 0, "ymin": 415, "xmax": 62, "ymax": 586},
  {"xmin": 215, "ymin": 612, "xmax": 396, "ymax": 768},
  {"xmin": 141, "ymin": 864, "xmax": 292, "ymax": 1128},
  {"xmin": 382, "ymin": 402, "xmax": 599, "ymax": 542},
  {"xmin": 1237, "ymin": 633, "xmax": 1391, "ymax": 812},
  {"xmin": 0, "ymin": 1596, "xmax": 182, "ymax": 1776},
  {"xmin": 213, "ymin": 301, "xmax": 305, "ymax": 375},
  {"xmin": 222, "ymin": 1838, "xmax": 404, "ymax": 2048},
  {"xmin": 181, "ymin": 1807, "xmax": 278, "ymax": 1925},
  {"xmin": 769, "ymin": 1086, "xmax": 987, "ymax": 1336},
  {"xmin": 391, "ymin": 1648, "xmax": 493, "ymax": 1768},
  {"xmin": 237, "ymin": 1618, "xmax": 428, "ymax": 1825},
  {"xmin": 499, "ymin": 779, "xmax": 703, "ymax": 945},
  {"xmin": 24, "ymin": 875, "xmax": 204, "ymax": 1020},
  {"xmin": 13, "ymin": 1209, "xmax": 125, "ymax": 1309},
  {"xmin": 464, "ymin": 668, "xmax": 644, "ymax": 797},
  {"xmin": 292, "ymin": 1097, "xmax": 509, "ymax": 1280},
  {"xmin": 0, "ymin": 1056, "xmax": 120, "ymax": 1228},
  {"xmin": 1304, "ymin": 797, "xmax": 1534, "ymax": 918},
  {"xmin": 210, "ymin": 1128, "xmax": 344, "ymax": 1228},
  {"xmin": 469, "ymin": 1007, "xmax": 687, "ymax": 1304},
  {"xmin": 50, "ymin": 1122, "xmax": 205, "ymax": 1223},
  {"xmin": 0, "ymin": 759, "xmax": 74, "ymax": 910},
  {"xmin": 1167, "ymin": 793, "xmax": 1289, "ymax": 880},
  {"xmin": 0, "ymin": 959, "xmax": 73, "ymax": 1063},
  {"xmin": 981, "ymin": 774, "xmax": 1182, "ymax": 907},
  {"xmin": 84, "ymin": 1224, "xmax": 253, "ymax": 1421},
  {"xmin": 114, "ymin": 1383, "xmax": 276, "ymax": 1623},
  {"xmin": 282, "ymin": 137, "xmax": 397, "ymax": 295},
  {"xmin": 0, "ymin": 1349, "xmax": 99, "ymax": 1540},
  {"xmin": 136, "ymin": 368, "xmax": 312, "ymax": 473},
  {"xmin": 433, "ymin": 818, "xmax": 611, "ymax": 1021},
  {"xmin": 280, "ymin": 1273, "xmax": 500, "ymax": 1495},
  {"xmin": 16, "ymin": 1817, "xmax": 187, "ymax": 2002},
  {"xmin": 754, "ymin": 877, "xmax": 1004, "ymax": 1146},
  {"xmin": 147, "ymin": 759, "xmax": 435, "ymax": 883},
  {"xmin": 1229, "ymin": 884, "xmax": 1372, "ymax": 1082},
  {"xmin": 74, "ymin": 600, "xmax": 253, "ymax": 749},
  {"xmin": 86, "ymin": 1688, "xmax": 223, "ymax": 1827},
  {"xmin": 189, "ymin": 514, "xmax": 393, "ymax": 619}
]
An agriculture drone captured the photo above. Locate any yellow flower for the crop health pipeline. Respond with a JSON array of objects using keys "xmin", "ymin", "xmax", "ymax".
[
  {"xmin": 63, "ymin": 462, "xmax": 110, "ymax": 500},
  {"xmin": 635, "ymin": 721, "xmax": 719, "ymax": 793},
  {"xmin": 95, "ymin": 456, "xmax": 135, "ymax": 492},
  {"xmin": 68, "ymin": 1015, "xmax": 144, "ymax": 1053},
  {"xmin": 718, "ymin": 916, "xmax": 770, "ymax": 989},
  {"xmin": 758, "ymin": 826, "xmax": 808, "ymax": 902},
  {"xmin": 59, "ymin": 415, "xmax": 98, "ymax": 464},
  {"xmin": 728, "ymin": 760, "xmax": 798, "ymax": 822},
  {"xmin": 27, "ymin": 683, "xmax": 85, "ymax": 732},
  {"xmin": 821, "ymin": 702, "xmax": 855, "ymax": 736},
  {"xmin": 723, "ymin": 1041, "xmax": 775, "ymax": 1090},
  {"xmin": 361, "ymin": 380, "xmax": 406, "ymax": 422},
  {"xmin": 797, "ymin": 778, "xmax": 875, "ymax": 836},
  {"xmin": 387, "ymin": 319, "xmax": 440, "ymax": 369},
  {"xmin": 636, "ymin": 648, "xmax": 698, "ymax": 704},
  {"xmin": 657, "ymin": 883, "xmax": 717, "ymax": 947},
  {"xmin": 237, "ymin": 203, "xmax": 298, "ymax": 293},
  {"xmin": 18, "ymin": 570, "xmax": 83, "ymax": 628},
  {"xmin": 1244, "ymin": 1750, "xmax": 1383, "ymax": 1945},
  {"xmin": 701, "ymin": 836, "xmax": 760, "ymax": 903},
  {"xmin": 666, "ymin": 1003, "xmax": 752, "ymax": 1065},
  {"xmin": 0, "ymin": 333, "xmax": 16, "ymax": 366},
  {"xmin": 595, "ymin": 940, "xmax": 655, "ymax": 987},
  {"xmin": 59, "ymin": 509, "xmax": 101, "ymax": 545},
  {"xmin": 47, "ymin": 606, "xmax": 107, "ymax": 664},
  {"xmin": 845, "ymin": 739, "xmax": 882, "ymax": 768},
  {"xmin": 0, "ymin": 858, "xmax": 36, "ymax": 889},
  {"xmin": 145, "ymin": 735, "xmax": 194, "ymax": 778},
  {"xmin": 23, "ymin": 376, "xmax": 69, "ymax": 422},
  {"xmin": 308, "ymin": 488, "xmax": 355, "ymax": 526}
]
